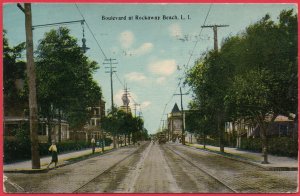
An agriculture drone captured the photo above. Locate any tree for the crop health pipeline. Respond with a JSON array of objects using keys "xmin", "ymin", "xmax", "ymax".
[
  {"xmin": 185, "ymin": 101, "xmax": 217, "ymax": 148},
  {"xmin": 3, "ymin": 30, "xmax": 27, "ymax": 116},
  {"xmin": 225, "ymin": 10, "xmax": 298, "ymax": 163},
  {"xmin": 35, "ymin": 27, "xmax": 102, "ymax": 142},
  {"xmin": 185, "ymin": 9, "xmax": 297, "ymax": 163},
  {"xmin": 101, "ymin": 109, "xmax": 145, "ymax": 147},
  {"xmin": 185, "ymin": 48, "xmax": 235, "ymax": 152}
]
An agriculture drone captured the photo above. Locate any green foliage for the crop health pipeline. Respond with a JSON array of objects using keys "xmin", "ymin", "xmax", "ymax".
[
  {"xmin": 101, "ymin": 109, "xmax": 146, "ymax": 144},
  {"xmin": 4, "ymin": 128, "xmax": 31, "ymax": 163},
  {"xmin": 3, "ymin": 30, "xmax": 27, "ymax": 115},
  {"xmin": 185, "ymin": 9, "xmax": 297, "ymax": 156},
  {"xmin": 240, "ymin": 137, "xmax": 298, "ymax": 157},
  {"xmin": 35, "ymin": 27, "xmax": 102, "ymax": 131},
  {"xmin": 197, "ymin": 137, "xmax": 219, "ymax": 147},
  {"xmin": 4, "ymin": 137, "xmax": 110, "ymax": 163}
]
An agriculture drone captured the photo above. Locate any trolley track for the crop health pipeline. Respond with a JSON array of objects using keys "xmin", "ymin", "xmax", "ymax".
[
  {"xmin": 163, "ymin": 145, "xmax": 238, "ymax": 193},
  {"xmin": 72, "ymin": 142, "xmax": 149, "ymax": 193}
]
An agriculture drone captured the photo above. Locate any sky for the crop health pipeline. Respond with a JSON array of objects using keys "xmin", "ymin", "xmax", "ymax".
[{"xmin": 3, "ymin": 3, "xmax": 297, "ymax": 134}]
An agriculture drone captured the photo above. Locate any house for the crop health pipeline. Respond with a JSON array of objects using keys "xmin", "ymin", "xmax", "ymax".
[
  {"xmin": 249, "ymin": 115, "xmax": 297, "ymax": 138},
  {"xmin": 167, "ymin": 103, "xmax": 183, "ymax": 142},
  {"xmin": 4, "ymin": 116, "xmax": 70, "ymax": 143},
  {"xmin": 77, "ymin": 99, "xmax": 106, "ymax": 142},
  {"xmin": 225, "ymin": 114, "xmax": 297, "ymax": 148}
]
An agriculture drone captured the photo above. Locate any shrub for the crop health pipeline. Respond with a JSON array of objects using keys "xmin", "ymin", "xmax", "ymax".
[
  {"xmin": 4, "ymin": 132, "xmax": 114, "ymax": 163},
  {"xmin": 240, "ymin": 137, "xmax": 297, "ymax": 157}
]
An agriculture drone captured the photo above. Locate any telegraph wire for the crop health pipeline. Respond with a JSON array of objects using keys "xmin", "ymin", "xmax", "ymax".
[
  {"xmin": 114, "ymin": 72, "xmax": 125, "ymax": 88},
  {"xmin": 185, "ymin": 4, "xmax": 213, "ymax": 69},
  {"xmin": 157, "ymin": 4, "xmax": 213, "ymax": 131}
]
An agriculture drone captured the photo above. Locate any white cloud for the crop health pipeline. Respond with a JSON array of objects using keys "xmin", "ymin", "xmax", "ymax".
[
  {"xmin": 148, "ymin": 59, "xmax": 177, "ymax": 76},
  {"xmin": 131, "ymin": 42, "xmax": 153, "ymax": 56},
  {"xmin": 114, "ymin": 89, "xmax": 125, "ymax": 106},
  {"xmin": 156, "ymin": 77, "xmax": 166, "ymax": 84},
  {"xmin": 169, "ymin": 23, "xmax": 182, "ymax": 38},
  {"xmin": 141, "ymin": 101, "xmax": 151, "ymax": 109},
  {"xmin": 125, "ymin": 72, "xmax": 147, "ymax": 81},
  {"xmin": 119, "ymin": 31, "xmax": 134, "ymax": 48}
]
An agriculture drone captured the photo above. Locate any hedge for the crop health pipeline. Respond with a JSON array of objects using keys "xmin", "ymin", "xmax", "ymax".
[
  {"xmin": 240, "ymin": 137, "xmax": 298, "ymax": 157},
  {"xmin": 197, "ymin": 136, "xmax": 297, "ymax": 157},
  {"xmin": 4, "ymin": 138, "xmax": 113, "ymax": 163}
]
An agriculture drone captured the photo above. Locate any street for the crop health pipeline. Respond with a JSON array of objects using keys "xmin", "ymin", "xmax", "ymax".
[{"xmin": 4, "ymin": 141, "xmax": 297, "ymax": 193}]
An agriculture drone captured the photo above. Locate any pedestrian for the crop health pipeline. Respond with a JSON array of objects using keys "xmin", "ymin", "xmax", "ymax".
[
  {"xmin": 47, "ymin": 140, "xmax": 58, "ymax": 169},
  {"xmin": 91, "ymin": 137, "xmax": 96, "ymax": 154}
]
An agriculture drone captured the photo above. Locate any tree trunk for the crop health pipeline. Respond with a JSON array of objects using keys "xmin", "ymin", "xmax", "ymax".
[
  {"xmin": 218, "ymin": 114, "xmax": 225, "ymax": 153},
  {"xmin": 113, "ymin": 135, "xmax": 116, "ymax": 148},
  {"xmin": 47, "ymin": 116, "xmax": 52, "ymax": 143},
  {"xmin": 101, "ymin": 132, "xmax": 105, "ymax": 153},
  {"xmin": 258, "ymin": 114, "xmax": 277, "ymax": 164},
  {"xmin": 203, "ymin": 133, "xmax": 206, "ymax": 149},
  {"xmin": 260, "ymin": 126, "xmax": 269, "ymax": 164},
  {"xmin": 125, "ymin": 134, "xmax": 127, "ymax": 146},
  {"xmin": 58, "ymin": 109, "xmax": 61, "ymax": 143},
  {"xmin": 128, "ymin": 133, "xmax": 131, "ymax": 145},
  {"xmin": 117, "ymin": 135, "xmax": 119, "ymax": 147}
]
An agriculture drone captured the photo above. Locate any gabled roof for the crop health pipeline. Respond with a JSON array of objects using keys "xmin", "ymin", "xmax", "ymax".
[{"xmin": 171, "ymin": 103, "xmax": 180, "ymax": 113}]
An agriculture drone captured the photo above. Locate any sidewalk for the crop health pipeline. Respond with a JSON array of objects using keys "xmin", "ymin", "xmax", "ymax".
[
  {"xmin": 186, "ymin": 143, "xmax": 298, "ymax": 171},
  {"xmin": 4, "ymin": 146, "xmax": 113, "ymax": 173}
]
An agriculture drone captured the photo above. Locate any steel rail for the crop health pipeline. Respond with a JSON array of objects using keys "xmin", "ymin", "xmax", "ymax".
[
  {"xmin": 72, "ymin": 142, "xmax": 149, "ymax": 193},
  {"xmin": 164, "ymin": 145, "xmax": 238, "ymax": 193}
]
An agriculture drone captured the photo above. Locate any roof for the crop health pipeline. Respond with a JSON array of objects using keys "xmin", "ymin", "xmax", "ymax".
[{"xmin": 171, "ymin": 103, "xmax": 180, "ymax": 113}]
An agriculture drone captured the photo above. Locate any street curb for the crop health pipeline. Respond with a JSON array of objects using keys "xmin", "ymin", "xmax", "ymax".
[
  {"xmin": 183, "ymin": 145, "xmax": 298, "ymax": 171},
  {"xmin": 4, "ymin": 148, "xmax": 117, "ymax": 174}
]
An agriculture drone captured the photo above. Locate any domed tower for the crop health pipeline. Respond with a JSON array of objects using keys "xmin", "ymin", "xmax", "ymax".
[
  {"xmin": 122, "ymin": 92, "xmax": 130, "ymax": 107},
  {"xmin": 119, "ymin": 86, "xmax": 131, "ymax": 114}
]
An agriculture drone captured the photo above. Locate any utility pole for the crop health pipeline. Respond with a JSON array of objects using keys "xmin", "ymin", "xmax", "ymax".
[
  {"xmin": 174, "ymin": 87, "xmax": 188, "ymax": 145},
  {"xmin": 202, "ymin": 24, "xmax": 228, "ymax": 153},
  {"xmin": 201, "ymin": 24, "xmax": 229, "ymax": 51},
  {"xmin": 17, "ymin": 3, "xmax": 41, "ymax": 169},
  {"xmin": 104, "ymin": 58, "xmax": 117, "ymax": 148},
  {"xmin": 104, "ymin": 58, "xmax": 117, "ymax": 111}
]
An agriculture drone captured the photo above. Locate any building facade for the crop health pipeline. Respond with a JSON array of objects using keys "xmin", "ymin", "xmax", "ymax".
[
  {"xmin": 81, "ymin": 99, "xmax": 106, "ymax": 142},
  {"xmin": 167, "ymin": 103, "xmax": 183, "ymax": 142}
]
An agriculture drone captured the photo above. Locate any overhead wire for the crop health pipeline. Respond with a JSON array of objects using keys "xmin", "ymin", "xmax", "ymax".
[
  {"xmin": 114, "ymin": 72, "xmax": 125, "ymax": 88},
  {"xmin": 114, "ymin": 72, "xmax": 144, "ymax": 118},
  {"xmin": 185, "ymin": 4, "xmax": 213, "ymax": 69},
  {"xmin": 75, "ymin": 4, "xmax": 107, "ymax": 60},
  {"xmin": 157, "ymin": 4, "xmax": 213, "ymax": 131}
]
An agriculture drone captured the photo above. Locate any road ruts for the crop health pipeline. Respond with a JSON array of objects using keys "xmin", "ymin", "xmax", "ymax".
[
  {"xmin": 162, "ymin": 145, "xmax": 237, "ymax": 193},
  {"xmin": 4, "ymin": 143, "xmax": 148, "ymax": 193},
  {"xmin": 125, "ymin": 142, "xmax": 181, "ymax": 193},
  {"xmin": 73, "ymin": 142, "xmax": 149, "ymax": 193},
  {"xmin": 167, "ymin": 144, "xmax": 298, "ymax": 193}
]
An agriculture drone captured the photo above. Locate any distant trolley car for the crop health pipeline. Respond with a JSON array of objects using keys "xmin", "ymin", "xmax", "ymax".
[{"xmin": 157, "ymin": 132, "xmax": 166, "ymax": 144}]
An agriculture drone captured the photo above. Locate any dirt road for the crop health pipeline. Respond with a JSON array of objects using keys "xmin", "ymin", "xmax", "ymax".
[{"xmin": 4, "ymin": 142, "xmax": 297, "ymax": 193}]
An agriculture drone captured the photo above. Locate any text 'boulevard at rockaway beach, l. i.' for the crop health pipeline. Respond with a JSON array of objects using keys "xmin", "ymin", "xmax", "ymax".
[{"xmin": 101, "ymin": 14, "xmax": 191, "ymax": 21}]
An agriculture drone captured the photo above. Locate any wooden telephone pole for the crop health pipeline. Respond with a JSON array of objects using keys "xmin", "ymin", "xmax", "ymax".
[
  {"xmin": 201, "ymin": 24, "xmax": 229, "ymax": 51},
  {"xmin": 104, "ymin": 58, "xmax": 117, "ymax": 148},
  {"xmin": 18, "ymin": 3, "xmax": 41, "ymax": 169},
  {"xmin": 202, "ymin": 24, "xmax": 229, "ymax": 153}
]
